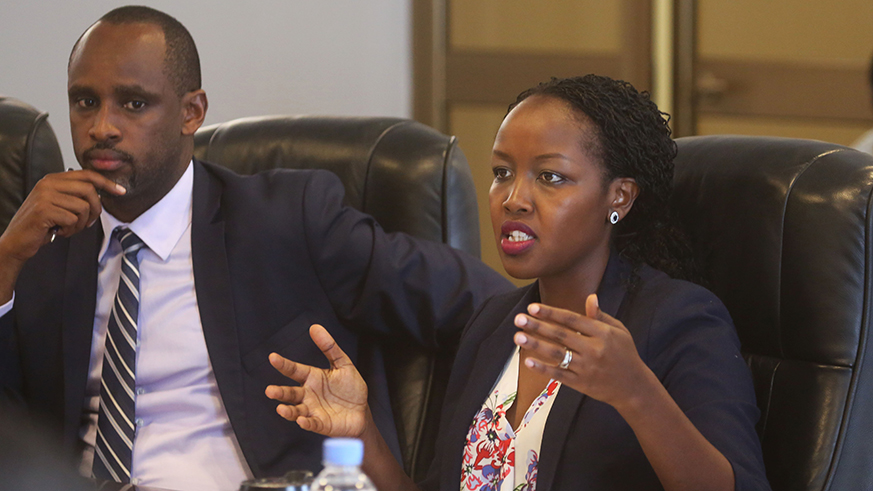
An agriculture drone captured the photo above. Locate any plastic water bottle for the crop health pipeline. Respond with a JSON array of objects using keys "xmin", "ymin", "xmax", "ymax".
[{"xmin": 310, "ymin": 438, "xmax": 376, "ymax": 491}]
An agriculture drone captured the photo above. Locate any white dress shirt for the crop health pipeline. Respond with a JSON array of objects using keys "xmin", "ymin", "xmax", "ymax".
[{"xmin": 1, "ymin": 162, "xmax": 253, "ymax": 490}]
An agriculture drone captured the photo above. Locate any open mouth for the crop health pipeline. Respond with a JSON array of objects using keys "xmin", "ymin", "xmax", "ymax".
[
  {"xmin": 500, "ymin": 222, "xmax": 536, "ymax": 255},
  {"xmin": 506, "ymin": 230, "xmax": 534, "ymax": 242}
]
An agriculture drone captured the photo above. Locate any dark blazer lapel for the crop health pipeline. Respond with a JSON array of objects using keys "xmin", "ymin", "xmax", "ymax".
[
  {"xmin": 536, "ymin": 253, "xmax": 629, "ymax": 490},
  {"xmin": 62, "ymin": 223, "xmax": 101, "ymax": 445},
  {"xmin": 190, "ymin": 161, "xmax": 252, "ymax": 470},
  {"xmin": 442, "ymin": 284, "xmax": 539, "ymax": 483}
]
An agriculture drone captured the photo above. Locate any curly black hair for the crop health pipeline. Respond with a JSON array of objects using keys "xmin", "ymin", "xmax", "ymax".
[{"xmin": 509, "ymin": 75, "xmax": 697, "ymax": 281}]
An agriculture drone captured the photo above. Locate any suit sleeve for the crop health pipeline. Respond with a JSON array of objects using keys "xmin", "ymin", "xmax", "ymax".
[
  {"xmin": 645, "ymin": 283, "xmax": 771, "ymax": 491},
  {"xmin": 0, "ymin": 305, "xmax": 25, "ymax": 408},
  {"xmin": 299, "ymin": 170, "xmax": 513, "ymax": 348}
]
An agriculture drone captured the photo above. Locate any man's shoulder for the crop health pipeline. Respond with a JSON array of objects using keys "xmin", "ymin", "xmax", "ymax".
[
  {"xmin": 195, "ymin": 159, "xmax": 346, "ymax": 214},
  {"xmin": 197, "ymin": 159, "xmax": 340, "ymax": 190}
]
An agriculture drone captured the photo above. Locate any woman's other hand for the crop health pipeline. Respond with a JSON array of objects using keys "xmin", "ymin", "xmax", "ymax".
[
  {"xmin": 265, "ymin": 324, "xmax": 369, "ymax": 437},
  {"xmin": 513, "ymin": 294, "xmax": 659, "ymax": 412}
]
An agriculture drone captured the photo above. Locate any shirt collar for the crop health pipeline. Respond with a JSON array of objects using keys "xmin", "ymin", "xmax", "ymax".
[{"xmin": 98, "ymin": 161, "xmax": 194, "ymax": 262}]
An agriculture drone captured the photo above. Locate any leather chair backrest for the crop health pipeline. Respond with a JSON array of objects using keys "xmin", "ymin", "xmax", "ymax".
[
  {"xmin": 194, "ymin": 115, "xmax": 479, "ymax": 479},
  {"xmin": 673, "ymin": 135, "xmax": 873, "ymax": 491},
  {"xmin": 0, "ymin": 97, "xmax": 65, "ymax": 235}
]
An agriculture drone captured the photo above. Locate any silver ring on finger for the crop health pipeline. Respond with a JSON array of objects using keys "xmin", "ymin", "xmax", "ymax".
[{"xmin": 559, "ymin": 347, "xmax": 573, "ymax": 370}]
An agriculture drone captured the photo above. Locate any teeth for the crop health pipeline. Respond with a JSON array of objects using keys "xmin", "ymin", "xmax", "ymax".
[{"xmin": 507, "ymin": 230, "xmax": 533, "ymax": 242}]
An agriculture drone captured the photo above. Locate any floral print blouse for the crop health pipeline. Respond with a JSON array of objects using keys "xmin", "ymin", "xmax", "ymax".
[{"xmin": 460, "ymin": 346, "xmax": 562, "ymax": 491}]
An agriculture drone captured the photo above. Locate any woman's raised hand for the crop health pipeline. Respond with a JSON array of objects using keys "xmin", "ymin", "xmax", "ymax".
[
  {"xmin": 513, "ymin": 294, "xmax": 659, "ymax": 412},
  {"xmin": 265, "ymin": 324, "xmax": 369, "ymax": 438}
]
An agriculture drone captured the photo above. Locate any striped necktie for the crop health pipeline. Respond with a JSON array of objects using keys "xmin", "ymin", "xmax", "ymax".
[{"xmin": 92, "ymin": 228, "xmax": 146, "ymax": 482}]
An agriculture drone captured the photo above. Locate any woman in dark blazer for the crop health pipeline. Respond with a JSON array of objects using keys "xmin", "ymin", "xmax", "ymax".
[{"xmin": 266, "ymin": 75, "xmax": 770, "ymax": 491}]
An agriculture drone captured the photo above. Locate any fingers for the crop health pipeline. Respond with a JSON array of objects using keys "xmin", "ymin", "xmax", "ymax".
[
  {"xmin": 513, "ymin": 297, "xmax": 628, "ymax": 372},
  {"xmin": 274, "ymin": 403, "xmax": 327, "ymax": 435},
  {"xmin": 514, "ymin": 307, "xmax": 599, "ymax": 349},
  {"xmin": 585, "ymin": 294, "xmax": 599, "ymax": 319},
  {"xmin": 265, "ymin": 384, "xmax": 306, "ymax": 404},
  {"xmin": 295, "ymin": 415, "xmax": 324, "ymax": 434},
  {"xmin": 584, "ymin": 294, "xmax": 626, "ymax": 331},
  {"xmin": 514, "ymin": 330, "xmax": 569, "ymax": 369},
  {"xmin": 309, "ymin": 324, "xmax": 354, "ymax": 369},
  {"xmin": 521, "ymin": 354, "xmax": 571, "ymax": 380},
  {"xmin": 523, "ymin": 302, "xmax": 604, "ymax": 337},
  {"xmin": 513, "ymin": 306, "xmax": 587, "ymax": 370},
  {"xmin": 267, "ymin": 324, "xmax": 346, "ymax": 383},
  {"xmin": 47, "ymin": 170, "xmax": 125, "ymax": 231},
  {"xmin": 269, "ymin": 352, "xmax": 312, "ymax": 384},
  {"xmin": 49, "ymin": 192, "xmax": 97, "ymax": 234},
  {"xmin": 12, "ymin": 170, "xmax": 119, "ymax": 241},
  {"xmin": 275, "ymin": 402, "xmax": 312, "ymax": 426},
  {"xmin": 56, "ymin": 169, "xmax": 127, "ymax": 197}
]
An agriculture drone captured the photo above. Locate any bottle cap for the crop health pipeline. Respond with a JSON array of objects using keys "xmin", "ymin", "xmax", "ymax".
[{"xmin": 322, "ymin": 438, "xmax": 364, "ymax": 466}]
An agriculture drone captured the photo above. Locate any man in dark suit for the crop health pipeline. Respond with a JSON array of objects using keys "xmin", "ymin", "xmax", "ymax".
[{"xmin": 0, "ymin": 6, "xmax": 509, "ymax": 490}]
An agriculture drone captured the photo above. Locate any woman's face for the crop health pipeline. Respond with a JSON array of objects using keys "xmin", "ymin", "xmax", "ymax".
[{"xmin": 489, "ymin": 95, "xmax": 628, "ymax": 282}]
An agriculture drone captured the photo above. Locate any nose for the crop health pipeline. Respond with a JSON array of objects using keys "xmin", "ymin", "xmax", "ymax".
[
  {"xmin": 503, "ymin": 178, "xmax": 532, "ymax": 214},
  {"xmin": 89, "ymin": 105, "xmax": 121, "ymax": 142}
]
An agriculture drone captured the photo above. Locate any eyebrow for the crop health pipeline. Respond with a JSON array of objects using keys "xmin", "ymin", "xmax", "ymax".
[
  {"xmin": 67, "ymin": 84, "xmax": 161, "ymax": 100},
  {"xmin": 492, "ymin": 149, "xmax": 572, "ymax": 162},
  {"xmin": 67, "ymin": 84, "xmax": 94, "ymax": 98},
  {"xmin": 114, "ymin": 84, "xmax": 160, "ymax": 100}
]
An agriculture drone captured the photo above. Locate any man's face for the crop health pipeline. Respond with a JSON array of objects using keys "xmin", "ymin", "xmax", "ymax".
[{"xmin": 67, "ymin": 21, "xmax": 189, "ymax": 217}]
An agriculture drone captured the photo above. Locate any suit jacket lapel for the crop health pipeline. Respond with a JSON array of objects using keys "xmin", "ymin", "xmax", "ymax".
[
  {"xmin": 536, "ymin": 253, "xmax": 629, "ymax": 490},
  {"xmin": 62, "ymin": 223, "xmax": 101, "ymax": 446},
  {"xmin": 442, "ymin": 285, "xmax": 539, "ymax": 485},
  {"xmin": 190, "ymin": 160, "xmax": 252, "ymax": 471}
]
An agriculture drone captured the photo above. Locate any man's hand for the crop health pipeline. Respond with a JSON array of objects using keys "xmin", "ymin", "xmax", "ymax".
[
  {"xmin": 265, "ymin": 324, "xmax": 369, "ymax": 438},
  {"xmin": 0, "ymin": 170, "xmax": 126, "ymax": 302}
]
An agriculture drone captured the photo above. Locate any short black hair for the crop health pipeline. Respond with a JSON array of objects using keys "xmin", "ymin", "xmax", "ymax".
[
  {"xmin": 509, "ymin": 75, "xmax": 696, "ymax": 281},
  {"xmin": 69, "ymin": 5, "xmax": 201, "ymax": 97}
]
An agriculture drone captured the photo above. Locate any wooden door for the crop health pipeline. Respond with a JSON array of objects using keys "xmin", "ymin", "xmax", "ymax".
[{"xmin": 695, "ymin": 0, "xmax": 873, "ymax": 146}]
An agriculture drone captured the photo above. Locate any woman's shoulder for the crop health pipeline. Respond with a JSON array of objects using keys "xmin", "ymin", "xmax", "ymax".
[
  {"xmin": 625, "ymin": 264, "xmax": 746, "ymax": 374},
  {"xmin": 633, "ymin": 264, "xmax": 730, "ymax": 320}
]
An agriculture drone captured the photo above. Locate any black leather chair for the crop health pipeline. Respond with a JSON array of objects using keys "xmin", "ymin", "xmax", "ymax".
[
  {"xmin": 0, "ymin": 96, "xmax": 65, "ymax": 235},
  {"xmin": 194, "ymin": 115, "xmax": 480, "ymax": 480},
  {"xmin": 673, "ymin": 135, "xmax": 873, "ymax": 491}
]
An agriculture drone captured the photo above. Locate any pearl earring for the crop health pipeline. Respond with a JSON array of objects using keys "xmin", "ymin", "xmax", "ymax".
[{"xmin": 609, "ymin": 211, "xmax": 620, "ymax": 224}]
